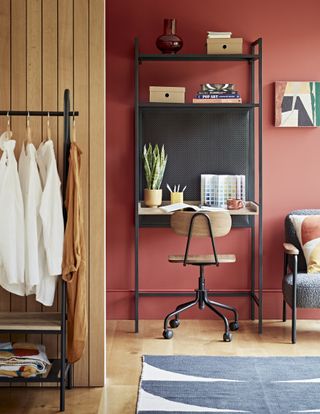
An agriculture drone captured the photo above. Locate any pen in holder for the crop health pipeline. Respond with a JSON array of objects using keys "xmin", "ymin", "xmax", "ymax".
[{"xmin": 171, "ymin": 191, "xmax": 183, "ymax": 204}]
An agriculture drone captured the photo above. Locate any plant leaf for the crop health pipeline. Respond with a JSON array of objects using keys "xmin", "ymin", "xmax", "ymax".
[
  {"xmin": 155, "ymin": 154, "xmax": 167, "ymax": 189},
  {"xmin": 142, "ymin": 143, "xmax": 167, "ymax": 189},
  {"xmin": 143, "ymin": 144, "xmax": 152, "ymax": 189}
]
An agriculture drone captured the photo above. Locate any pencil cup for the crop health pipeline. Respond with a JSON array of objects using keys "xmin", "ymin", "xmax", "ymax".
[{"xmin": 170, "ymin": 192, "xmax": 183, "ymax": 204}]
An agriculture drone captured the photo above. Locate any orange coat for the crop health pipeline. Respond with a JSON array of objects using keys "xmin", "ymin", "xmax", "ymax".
[{"xmin": 62, "ymin": 142, "xmax": 87, "ymax": 363}]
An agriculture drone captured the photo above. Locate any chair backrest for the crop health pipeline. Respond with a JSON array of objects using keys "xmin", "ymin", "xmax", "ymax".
[
  {"xmin": 285, "ymin": 209, "xmax": 320, "ymax": 272},
  {"xmin": 171, "ymin": 211, "xmax": 232, "ymax": 238}
]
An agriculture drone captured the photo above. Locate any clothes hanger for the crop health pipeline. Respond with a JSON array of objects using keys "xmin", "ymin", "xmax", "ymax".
[
  {"xmin": 24, "ymin": 112, "xmax": 32, "ymax": 146},
  {"xmin": 6, "ymin": 112, "xmax": 12, "ymax": 140},
  {"xmin": 72, "ymin": 113, "xmax": 76, "ymax": 143},
  {"xmin": 45, "ymin": 112, "xmax": 52, "ymax": 142}
]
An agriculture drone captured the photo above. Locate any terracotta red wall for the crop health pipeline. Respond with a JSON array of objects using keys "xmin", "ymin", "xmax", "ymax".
[{"xmin": 106, "ymin": 0, "xmax": 320, "ymax": 320}]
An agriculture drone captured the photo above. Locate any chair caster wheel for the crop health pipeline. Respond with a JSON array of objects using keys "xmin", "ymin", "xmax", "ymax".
[
  {"xmin": 163, "ymin": 329, "xmax": 173, "ymax": 339},
  {"xmin": 230, "ymin": 321, "xmax": 239, "ymax": 331},
  {"xmin": 169, "ymin": 319, "xmax": 180, "ymax": 329},
  {"xmin": 223, "ymin": 332, "xmax": 232, "ymax": 342}
]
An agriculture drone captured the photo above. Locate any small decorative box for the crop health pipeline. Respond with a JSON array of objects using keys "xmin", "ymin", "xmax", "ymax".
[
  {"xmin": 149, "ymin": 86, "xmax": 186, "ymax": 103},
  {"xmin": 206, "ymin": 38, "xmax": 243, "ymax": 54}
]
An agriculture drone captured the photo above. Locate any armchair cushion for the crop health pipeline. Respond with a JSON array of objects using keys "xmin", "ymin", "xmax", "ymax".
[
  {"xmin": 283, "ymin": 273, "xmax": 320, "ymax": 308},
  {"xmin": 290, "ymin": 214, "xmax": 320, "ymax": 273}
]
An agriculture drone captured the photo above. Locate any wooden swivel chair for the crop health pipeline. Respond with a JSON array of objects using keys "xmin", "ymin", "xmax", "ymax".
[{"xmin": 163, "ymin": 210, "xmax": 239, "ymax": 342}]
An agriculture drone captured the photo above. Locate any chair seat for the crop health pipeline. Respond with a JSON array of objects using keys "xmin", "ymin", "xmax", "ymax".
[
  {"xmin": 283, "ymin": 273, "xmax": 320, "ymax": 308},
  {"xmin": 168, "ymin": 254, "xmax": 236, "ymax": 264}
]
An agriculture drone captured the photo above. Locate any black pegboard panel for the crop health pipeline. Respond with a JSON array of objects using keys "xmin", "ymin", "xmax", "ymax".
[{"xmin": 139, "ymin": 107, "xmax": 253, "ymax": 227}]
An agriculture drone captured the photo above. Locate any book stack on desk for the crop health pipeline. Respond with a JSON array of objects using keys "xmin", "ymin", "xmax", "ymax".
[{"xmin": 192, "ymin": 83, "xmax": 242, "ymax": 104}]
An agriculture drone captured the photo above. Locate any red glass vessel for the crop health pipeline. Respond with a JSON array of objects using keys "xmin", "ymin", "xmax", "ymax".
[{"xmin": 156, "ymin": 19, "xmax": 183, "ymax": 54}]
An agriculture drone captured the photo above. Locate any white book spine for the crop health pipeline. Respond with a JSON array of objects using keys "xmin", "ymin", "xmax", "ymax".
[
  {"xmin": 207, "ymin": 35, "xmax": 232, "ymax": 39},
  {"xmin": 242, "ymin": 175, "xmax": 246, "ymax": 202},
  {"xmin": 207, "ymin": 31, "xmax": 232, "ymax": 35}
]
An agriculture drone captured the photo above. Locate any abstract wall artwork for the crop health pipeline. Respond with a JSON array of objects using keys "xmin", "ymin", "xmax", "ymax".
[{"xmin": 275, "ymin": 81, "xmax": 320, "ymax": 127}]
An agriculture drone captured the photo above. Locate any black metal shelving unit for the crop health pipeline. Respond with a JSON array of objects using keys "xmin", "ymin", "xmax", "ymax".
[
  {"xmin": 0, "ymin": 89, "xmax": 78, "ymax": 412},
  {"xmin": 134, "ymin": 38, "xmax": 263, "ymax": 335}
]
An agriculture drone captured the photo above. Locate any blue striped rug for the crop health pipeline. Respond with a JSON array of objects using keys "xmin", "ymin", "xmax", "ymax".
[{"xmin": 137, "ymin": 355, "xmax": 320, "ymax": 413}]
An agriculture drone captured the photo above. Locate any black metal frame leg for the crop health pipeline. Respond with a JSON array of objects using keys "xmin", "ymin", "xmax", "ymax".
[
  {"xmin": 292, "ymin": 255, "xmax": 297, "ymax": 344},
  {"xmin": 60, "ymin": 363, "xmax": 65, "ymax": 412},
  {"xmin": 282, "ymin": 299, "xmax": 286, "ymax": 322},
  {"xmin": 67, "ymin": 364, "xmax": 73, "ymax": 390}
]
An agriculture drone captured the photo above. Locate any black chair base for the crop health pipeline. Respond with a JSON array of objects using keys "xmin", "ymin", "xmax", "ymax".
[{"xmin": 163, "ymin": 269, "xmax": 239, "ymax": 342}]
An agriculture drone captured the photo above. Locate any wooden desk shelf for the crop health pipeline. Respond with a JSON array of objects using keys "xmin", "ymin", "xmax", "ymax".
[{"xmin": 138, "ymin": 201, "xmax": 259, "ymax": 216}]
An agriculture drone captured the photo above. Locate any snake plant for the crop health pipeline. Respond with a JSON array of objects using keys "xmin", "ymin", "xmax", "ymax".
[{"xmin": 143, "ymin": 144, "xmax": 168, "ymax": 190}]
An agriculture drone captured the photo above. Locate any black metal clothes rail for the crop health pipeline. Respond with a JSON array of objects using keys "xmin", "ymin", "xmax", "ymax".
[
  {"xmin": 0, "ymin": 111, "xmax": 79, "ymax": 116},
  {"xmin": 0, "ymin": 89, "xmax": 79, "ymax": 412}
]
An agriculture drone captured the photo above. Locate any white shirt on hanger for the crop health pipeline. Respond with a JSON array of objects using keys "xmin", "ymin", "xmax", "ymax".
[
  {"xmin": 36, "ymin": 139, "xmax": 64, "ymax": 306},
  {"xmin": 18, "ymin": 142, "xmax": 42, "ymax": 296},
  {"xmin": 0, "ymin": 133, "xmax": 25, "ymax": 296}
]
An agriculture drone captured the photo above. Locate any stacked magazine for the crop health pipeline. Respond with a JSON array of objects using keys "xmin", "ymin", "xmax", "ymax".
[{"xmin": 193, "ymin": 83, "xmax": 242, "ymax": 104}]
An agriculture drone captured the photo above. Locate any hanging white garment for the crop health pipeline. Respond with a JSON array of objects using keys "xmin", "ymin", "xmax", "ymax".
[
  {"xmin": 18, "ymin": 143, "xmax": 42, "ymax": 296},
  {"xmin": 0, "ymin": 133, "xmax": 25, "ymax": 295},
  {"xmin": 36, "ymin": 140, "xmax": 64, "ymax": 306}
]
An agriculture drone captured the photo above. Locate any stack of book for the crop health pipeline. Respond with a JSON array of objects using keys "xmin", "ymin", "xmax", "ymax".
[
  {"xmin": 192, "ymin": 83, "xmax": 242, "ymax": 104},
  {"xmin": 206, "ymin": 31, "xmax": 243, "ymax": 55},
  {"xmin": 207, "ymin": 31, "xmax": 232, "ymax": 39}
]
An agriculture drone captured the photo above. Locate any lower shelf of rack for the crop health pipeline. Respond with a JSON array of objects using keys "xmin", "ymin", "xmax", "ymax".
[
  {"xmin": 0, "ymin": 359, "xmax": 70, "ymax": 383},
  {"xmin": 0, "ymin": 312, "xmax": 62, "ymax": 333}
]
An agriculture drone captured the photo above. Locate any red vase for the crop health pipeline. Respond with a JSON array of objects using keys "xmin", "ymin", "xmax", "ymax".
[{"xmin": 156, "ymin": 19, "xmax": 183, "ymax": 54}]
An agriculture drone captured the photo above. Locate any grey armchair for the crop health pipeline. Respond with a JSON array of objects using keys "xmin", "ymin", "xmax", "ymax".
[{"xmin": 283, "ymin": 209, "xmax": 320, "ymax": 343}]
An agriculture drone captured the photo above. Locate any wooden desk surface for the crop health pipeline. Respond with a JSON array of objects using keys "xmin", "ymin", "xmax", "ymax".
[{"xmin": 138, "ymin": 201, "xmax": 259, "ymax": 216}]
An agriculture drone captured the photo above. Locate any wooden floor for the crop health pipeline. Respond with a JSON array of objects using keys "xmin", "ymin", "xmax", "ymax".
[
  {"xmin": 1, "ymin": 319, "xmax": 320, "ymax": 413},
  {"xmin": 106, "ymin": 319, "xmax": 320, "ymax": 414}
]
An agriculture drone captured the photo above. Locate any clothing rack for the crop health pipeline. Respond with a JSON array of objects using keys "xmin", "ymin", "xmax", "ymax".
[{"xmin": 0, "ymin": 89, "xmax": 78, "ymax": 412}]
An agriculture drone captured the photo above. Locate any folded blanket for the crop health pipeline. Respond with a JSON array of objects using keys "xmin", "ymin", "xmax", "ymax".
[{"xmin": 0, "ymin": 342, "xmax": 51, "ymax": 378}]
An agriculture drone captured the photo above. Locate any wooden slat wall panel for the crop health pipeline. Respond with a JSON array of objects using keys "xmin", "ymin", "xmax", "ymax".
[
  {"xmin": 74, "ymin": 0, "xmax": 90, "ymax": 386},
  {"xmin": 58, "ymin": 0, "xmax": 73, "ymax": 180},
  {"xmin": 0, "ymin": 1, "xmax": 11, "ymax": 322},
  {"xmin": 89, "ymin": 0, "xmax": 105, "ymax": 386},
  {"xmin": 42, "ymin": 0, "xmax": 59, "ymax": 362},
  {"xmin": 0, "ymin": 2, "xmax": 11, "ymax": 370},
  {"xmin": 26, "ymin": 0, "xmax": 42, "ymax": 355},
  {"xmin": 10, "ymin": 0, "xmax": 27, "ymax": 351},
  {"xmin": 57, "ymin": 0, "xmax": 73, "ymax": 381},
  {"xmin": 0, "ymin": 0, "xmax": 105, "ymax": 387}
]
